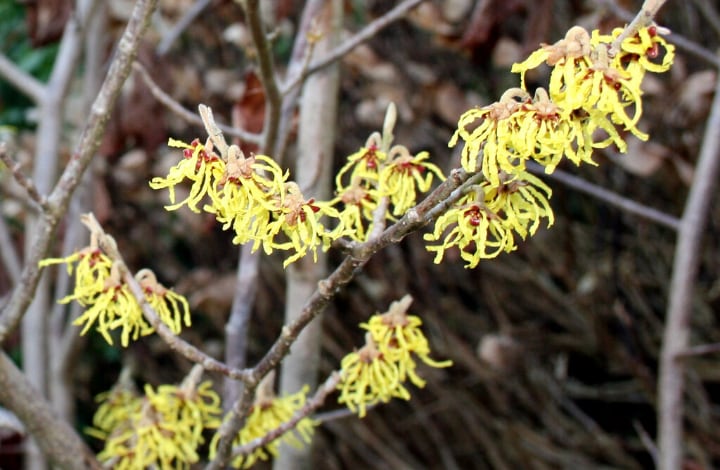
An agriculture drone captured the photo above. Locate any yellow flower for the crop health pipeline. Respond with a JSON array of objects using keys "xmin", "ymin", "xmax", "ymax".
[
  {"xmin": 424, "ymin": 191, "xmax": 516, "ymax": 267},
  {"xmin": 92, "ymin": 378, "xmax": 221, "ymax": 470},
  {"xmin": 570, "ymin": 47, "xmax": 647, "ymax": 142},
  {"xmin": 39, "ymin": 246, "xmax": 113, "ymax": 306},
  {"xmin": 330, "ymin": 179, "xmax": 380, "ymax": 242},
  {"xmin": 136, "ymin": 269, "xmax": 191, "ymax": 334},
  {"xmin": 337, "ymin": 333, "xmax": 410, "ymax": 418},
  {"xmin": 425, "ymin": 172, "xmax": 553, "ymax": 267},
  {"xmin": 512, "ymin": 25, "xmax": 674, "ymax": 155},
  {"xmin": 335, "ymin": 135, "xmax": 386, "ymax": 192},
  {"xmin": 42, "ymin": 252, "xmax": 151, "ymax": 346},
  {"xmin": 601, "ymin": 26, "xmax": 675, "ymax": 74},
  {"xmin": 40, "ymin": 246, "xmax": 193, "ymax": 346},
  {"xmin": 149, "ymin": 138, "xmax": 226, "ymax": 213},
  {"xmin": 449, "ymin": 88, "xmax": 530, "ymax": 185},
  {"xmin": 511, "ymin": 26, "xmax": 592, "ymax": 91},
  {"xmin": 72, "ymin": 265, "xmax": 151, "ymax": 346},
  {"xmin": 86, "ymin": 386, "xmax": 140, "ymax": 442},
  {"xmin": 261, "ymin": 182, "xmax": 345, "ymax": 267},
  {"xmin": 378, "ymin": 147, "xmax": 445, "ymax": 216},
  {"xmin": 483, "ymin": 171, "xmax": 554, "ymax": 240},
  {"xmin": 515, "ymin": 88, "xmax": 595, "ymax": 172},
  {"xmin": 208, "ymin": 147, "xmax": 289, "ymax": 246},
  {"xmin": 361, "ymin": 295, "xmax": 452, "ymax": 388},
  {"xmin": 210, "ymin": 384, "xmax": 316, "ymax": 469},
  {"xmin": 339, "ymin": 297, "xmax": 453, "ymax": 417}
]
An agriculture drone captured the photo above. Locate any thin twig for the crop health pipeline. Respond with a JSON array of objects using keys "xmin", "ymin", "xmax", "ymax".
[
  {"xmin": 678, "ymin": 342, "xmax": 720, "ymax": 357},
  {"xmin": 0, "ymin": 54, "xmax": 45, "ymax": 103},
  {"xmin": 610, "ymin": 0, "xmax": 669, "ymax": 54},
  {"xmin": 527, "ymin": 162, "xmax": 681, "ymax": 231},
  {"xmin": 657, "ymin": 62, "xmax": 720, "ymax": 470},
  {"xmin": 0, "ymin": 144, "xmax": 50, "ymax": 212},
  {"xmin": 156, "ymin": 0, "xmax": 213, "ymax": 55},
  {"xmin": 241, "ymin": 0, "xmax": 282, "ymax": 154},
  {"xmin": 0, "ymin": 214, "xmax": 20, "ymax": 285},
  {"xmin": 633, "ymin": 421, "xmax": 659, "ymax": 467},
  {"xmin": 230, "ymin": 372, "xmax": 341, "ymax": 459},
  {"xmin": 313, "ymin": 405, "xmax": 374, "ymax": 424},
  {"xmin": 132, "ymin": 62, "xmax": 261, "ymax": 144},
  {"xmin": 281, "ymin": 0, "xmax": 424, "ymax": 95},
  {"xmin": 223, "ymin": 243, "xmax": 258, "ymax": 407}
]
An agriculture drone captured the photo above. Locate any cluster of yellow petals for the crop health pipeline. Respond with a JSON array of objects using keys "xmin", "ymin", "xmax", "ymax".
[
  {"xmin": 337, "ymin": 296, "xmax": 452, "ymax": 417},
  {"xmin": 151, "ymin": 138, "xmax": 347, "ymax": 267},
  {"xmin": 89, "ymin": 378, "xmax": 221, "ymax": 470},
  {"xmin": 425, "ymin": 171, "xmax": 553, "ymax": 268},
  {"xmin": 39, "ymin": 245, "xmax": 191, "ymax": 346},
  {"xmin": 332, "ymin": 133, "xmax": 445, "ymax": 241},
  {"xmin": 512, "ymin": 24, "xmax": 674, "ymax": 154},
  {"xmin": 210, "ymin": 385, "xmax": 316, "ymax": 469},
  {"xmin": 435, "ymin": 24, "xmax": 673, "ymax": 267},
  {"xmin": 379, "ymin": 147, "xmax": 445, "ymax": 216}
]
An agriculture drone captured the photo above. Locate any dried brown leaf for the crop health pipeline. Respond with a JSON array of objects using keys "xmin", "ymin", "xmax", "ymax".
[
  {"xmin": 612, "ymin": 139, "xmax": 669, "ymax": 177},
  {"xmin": 25, "ymin": 0, "xmax": 72, "ymax": 46},
  {"xmin": 232, "ymin": 71, "xmax": 265, "ymax": 153},
  {"xmin": 433, "ymin": 82, "xmax": 470, "ymax": 126}
]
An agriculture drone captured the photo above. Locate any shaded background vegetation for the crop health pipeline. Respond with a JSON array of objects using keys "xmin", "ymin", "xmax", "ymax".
[{"xmin": 1, "ymin": 0, "xmax": 719, "ymax": 468}]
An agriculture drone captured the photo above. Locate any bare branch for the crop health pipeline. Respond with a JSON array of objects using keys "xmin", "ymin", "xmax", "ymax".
[
  {"xmin": 223, "ymin": 243, "xmax": 258, "ymax": 407},
  {"xmin": 282, "ymin": 0, "xmax": 424, "ymax": 95},
  {"xmin": 0, "ymin": 54, "xmax": 45, "ymax": 103},
  {"xmin": 0, "ymin": 214, "xmax": 20, "ymax": 285},
  {"xmin": 207, "ymin": 379, "xmax": 257, "ymax": 470},
  {"xmin": 254, "ymin": 168, "xmax": 472, "ymax": 381},
  {"xmin": 156, "ymin": 0, "xmax": 213, "ymax": 55},
  {"xmin": 527, "ymin": 162, "xmax": 681, "ymax": 231},
  {"xmin": 678, "ymin": 342, "xmax": 720, "ymax": 357},
  {"xmin": 132, "ymin": 62, "xmax": 262, "ymax": 145},
  {"xmin": 633, "ymin": 421, "xmax": 658, "ymax": 466},
  {"xmin": 0, "ymin": 352, "xmax": 100, "ymax": 469},
  {"xmin": 0, "ymin": 144, "xmax": 50, "ymax": 212},
  {"xmin": 657, "ymin": 63, "xmax": 720, "ymax": 470},
  {"xmin": 241, "ymin": 0, "xmax": 282, "ymax": 153},
  {"xmin": 224, "ymin": 105, "xmax": 260, "ymax": 409}
]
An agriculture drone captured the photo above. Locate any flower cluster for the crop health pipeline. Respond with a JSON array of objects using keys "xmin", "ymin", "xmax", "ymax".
[
  {"xmin": 337, "ymin": 296, "xmax": 452, "ymax": 417},
  {"xmin": 88, "ymin": 374, "xmax": 221, "ymax": 469},
  {"xmin": 151, "ymin": 138, "xmax": 343, "ymax": 267},
  {"xmin": 39, "ymin": 234, "xmax": 190, "ymax": 346},
  {"xmin": 210, "ymin": 381, "xmax": 316, "ymax": 468},
  {"xmin": 331, "ymin": 130, "xmax": 444, "ymax": 242},
  {"xmin": 425, "ymin": 170, "xmax": 554, "ymax": 267},
  {"xmin": 511, "ymin": 25, "xmax": 674, "ymax": 154},
  {"xmin": 430, "ymin": 24, "xmax": 673, "ymax": 266}
]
